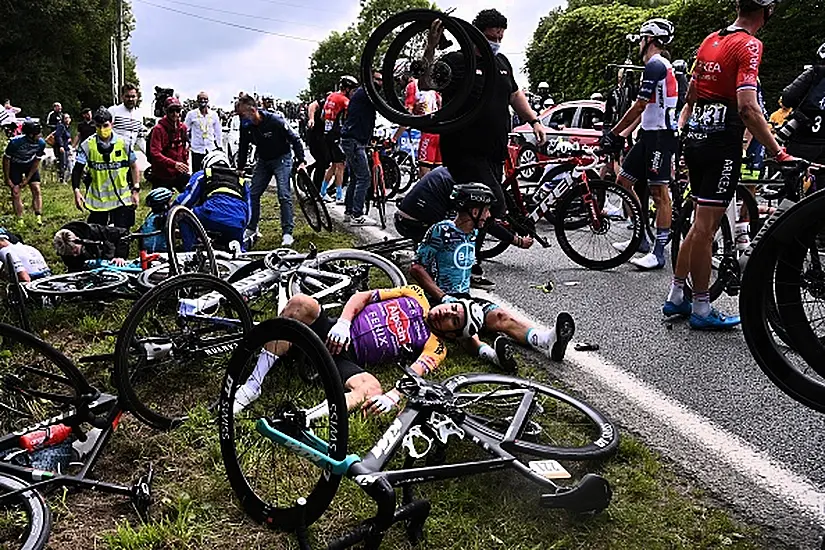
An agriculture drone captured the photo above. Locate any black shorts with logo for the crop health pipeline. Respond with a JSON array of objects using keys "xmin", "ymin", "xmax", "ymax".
[
  {"xmin": 308, "ymin": 310, "xmax": 364, "ymax": 383},
  {"xmin": 324, "ymin": 134, "xmax": 346, "ymax": 164},
  {"xmin": 619, "ymin": 129, "xmax": 678, "ymax": 185},
  {"xmin": 684, "ymin": 144, "xmax": 742, "ymax": 208},
  {"xmin": 9, "ymin": 162, "xmax": 40, "ymax": 186}
]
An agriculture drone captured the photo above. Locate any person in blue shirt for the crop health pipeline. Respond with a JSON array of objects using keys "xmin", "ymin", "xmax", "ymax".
[
  {"xmin": 410, "ymin": 183, "xmax": 577, "ymax": 369},
  {"xmin": 175, "ymin": 149, "xmax": 251, "ymax": 251},
  {"xmin": 235, "ymin": 95, "xmax": 305, "ymax": 248},
  {"xmin": 2, "ymin": 119, "xmax": 46, "ymax": 226},
  {"xmin": 340, "ymin": 70, "xmax": 382, "ymax": 226},
  {"xmin": 53, "ymin": 113, "xmax": 72, "ymax": 183}
]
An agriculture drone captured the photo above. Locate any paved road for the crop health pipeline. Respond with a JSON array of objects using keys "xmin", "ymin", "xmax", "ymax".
[{"xmin": 320, "ymin": 186, "xmax": 825, "ymax": 549}]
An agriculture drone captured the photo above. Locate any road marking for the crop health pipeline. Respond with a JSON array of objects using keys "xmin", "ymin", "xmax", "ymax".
[{"xmin": 471, "ymin": 289, "xmax": 825, "ymax": 525}]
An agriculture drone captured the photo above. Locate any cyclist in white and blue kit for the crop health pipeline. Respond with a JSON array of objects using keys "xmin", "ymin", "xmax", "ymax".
[{"xmin": 602, "ymin": 18, "xmax": 679, "ymax": 271}]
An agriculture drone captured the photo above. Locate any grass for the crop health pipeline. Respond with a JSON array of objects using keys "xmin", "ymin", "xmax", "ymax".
[{"xmin": 0, "ymin": 137, "xmax": 783, "ymax": 549}]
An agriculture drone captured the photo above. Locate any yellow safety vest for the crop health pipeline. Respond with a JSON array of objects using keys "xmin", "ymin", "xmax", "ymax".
[{"xmin": 85, "ymin": 137, "xmax": 131, "ymax": 212}]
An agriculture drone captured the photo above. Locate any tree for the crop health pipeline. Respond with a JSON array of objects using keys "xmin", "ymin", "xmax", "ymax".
[
  {"xmin": 0, "ymin": 0, "xmax": 139, "ymax": 119},
  {"xmin": 304, "ymin": 0, "xmax": 435, "ymax": 100}
]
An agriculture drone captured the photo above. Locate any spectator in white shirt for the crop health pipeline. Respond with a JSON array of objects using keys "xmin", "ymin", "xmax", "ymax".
[
  {"xmin": 184, "ymin": 91, "xmax": 222, "ymax": 174},
  {"xmin": 109, "ymin": 83, "xmax": 147, "ymax": 153}
]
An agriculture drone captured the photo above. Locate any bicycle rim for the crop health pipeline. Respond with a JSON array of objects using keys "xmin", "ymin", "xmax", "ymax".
[
  {"xmin": 165, "ymin": 205, "xmax": 218, "ymax": 277},
  {"xmin": 554, "ymin": 180, "xmax": 643, "ymax": 270},
  {"xmin": 114, "ymin": 274, "xmax": 252, "ymax": 430},
  {"xmin": 293, "ymin": 170, "xmax": 323, "ymax": 232},
  {"xmin": 0, "ymin": 474, "xmax": 51, "ymax": 550},
  {"xmin": 25, "ymin": 271, "xmax": 129, "ymax": 297},
  {"xmin": 444, "ymin": 373, "xmax": 618, "ymax": 460},
  {"xmin": 219, "ymin": 319, "xmax": 348, "ymax": 529}
]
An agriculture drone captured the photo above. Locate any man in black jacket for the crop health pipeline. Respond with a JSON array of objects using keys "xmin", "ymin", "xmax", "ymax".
[
  {"xmin": 781, "ymin": 43, "xmax": 825, "ymax": 164},
  {"xmin": 53, "ymin": 221, "xmax": 130, "ymax": 272}
]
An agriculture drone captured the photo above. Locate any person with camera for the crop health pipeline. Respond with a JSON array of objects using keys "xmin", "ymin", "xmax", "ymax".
[
  {"xmin": 71, "ymin": 108, "xmax": 140, "ymax": 230},
  {"xmin": 778, "ymin": 43, "xmax": 825, "ymax": 164}
]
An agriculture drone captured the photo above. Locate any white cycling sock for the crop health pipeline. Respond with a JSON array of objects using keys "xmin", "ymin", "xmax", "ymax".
[
  {"xmin": 693, "ymin": 292, "xmax": 711, "ymax": 317},
  {"xmin": 478, "ymin": 344, "xmax": 499, "ymax": 366},
  {"xmin": 244, "ymin": 349, "xmax": 278, "ymax": 393},
  {"xmin": 526, "ymin": 327, "xmax": 555, "ymax": 351},
  {"xmin": 667, "ymin": 276, "xmax": 685, "ymax": 305}
]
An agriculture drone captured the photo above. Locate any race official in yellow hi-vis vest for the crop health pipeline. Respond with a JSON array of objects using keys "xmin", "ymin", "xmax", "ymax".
[{"xmin": 71, "ymin": 107, "xmax": 140, "ymax": 229}]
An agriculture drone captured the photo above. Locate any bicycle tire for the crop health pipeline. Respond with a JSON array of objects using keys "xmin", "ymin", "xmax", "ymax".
[
  {"xmin": 165, "ymin": 205, "xmax": 218, "ymax": 278},
  {"xmin": 25, "ymin": 270, "xmax": 130, "ymax": 297},
  {"xmin": 374, "ymin": 163, "xmax": 387, "ymax": 229},
  {"xmin": 293, "ymin": 168, "xmax": 323, "ymax": 233},
  {"xmin": 0, "ymin": 473, "xmax": 52, "ymax": 550},
  {"xmin": 476, "ymin": 189, "xmax": 524, "ymax": 261},
  {"xmin": 2, "ymin": 255, "xmax": 30, "ymax": 333},
  {"xmin": 741, "ymin": 191, "xmax": 825, "ymax": 413},
  {"xmin": 135, "ymin": 260, "xmax": 236, "ymax": 291},
  {"xmin": 393, "ymin": 151, "xmax": 417, "ymax": 195},
  {"xmin": 287, "ymin": 249, "xmax": 407, "ymax": 301},
  {"xmin": 380, "ymin": 153, "xmax": 402, "ymax": 202},
  {"xmin": 113, "ymin": 273, "xmax": 253, "ymax": 430},
  {"xmin": 554, "ymin": 179, "xmax": 643, "ymax": 270},
  {"xmin": 443, "ymin": 373, "xmax": 619, "ymax": 460},
  {"xmin": 219, "ymin": 318, "xmax": 348, "ymax": 529}
]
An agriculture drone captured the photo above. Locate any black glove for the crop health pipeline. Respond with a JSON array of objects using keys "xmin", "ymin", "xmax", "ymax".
[{"xmin": 600, "ymin": 131, "xmax": 625, "ymax": 153}]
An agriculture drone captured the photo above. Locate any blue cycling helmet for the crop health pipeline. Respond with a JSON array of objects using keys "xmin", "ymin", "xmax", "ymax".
[{"xmin": 146, "ymin": 187, "xmax": 173, "ymax": 211}]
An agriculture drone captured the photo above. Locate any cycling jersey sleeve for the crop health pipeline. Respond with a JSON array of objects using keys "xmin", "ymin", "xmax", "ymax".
[
  {"xmin": 372, "ymin": 285, "xmax": 430, "ymax": 311},
  {"xmin": 638, "ymin": 58, "xmax": 668, "ymax": 102},
  {"xmin": 413, "ymin": 225, "xmax": 441, "ymax": 275},
  {"xmin": 735, "ymin": 37, "xmax": 762, "ymax": 92},
  {"xmin": 0, "ymin": 248, "xmax": 22, "ymax": 274},
  {"xmin": 413, "ymin": 333, "xmax": 447, "ymax": 374}
]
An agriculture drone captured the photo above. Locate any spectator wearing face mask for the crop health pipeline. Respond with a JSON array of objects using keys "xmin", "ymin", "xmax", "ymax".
[{"xmin": 184, "ymin": 91, "xmax": 222, "ymax": 174}]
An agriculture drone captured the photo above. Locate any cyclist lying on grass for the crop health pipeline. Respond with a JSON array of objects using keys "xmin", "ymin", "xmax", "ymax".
[
  {"xmin": 53, "ymin": 221, "xmax": 130, "ymax": 272},
  {"xmin": 234, "ymin": 283, "xmax": 573, "ymax": 417},
  {"xmin": 410, "ymin": 183, "xmax": 576, "ymax": 372},
  {"xmin": 0, "ymin": 228, "xmax": 51, "ymax": 281}
]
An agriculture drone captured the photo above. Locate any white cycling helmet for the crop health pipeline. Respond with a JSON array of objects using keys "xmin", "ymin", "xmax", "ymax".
[
  {"xmin": 629, "ymin": 18, "xmax": 675, "ymax": 45},
  {"xmin": 818, "ymin": 42, "xmax": 825, "ymax": 60},
  {"xmin": 457, "ymin": 298, "xmax": 485, "ymax": 338},
  {"xmin": 203, "ymin": 150, "xmax": 230, "ymax": 171}
]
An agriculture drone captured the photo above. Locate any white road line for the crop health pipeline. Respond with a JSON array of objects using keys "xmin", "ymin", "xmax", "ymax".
[{"xmin": 471, "ymin": 288, "xmax": 825, "ymax": 525}]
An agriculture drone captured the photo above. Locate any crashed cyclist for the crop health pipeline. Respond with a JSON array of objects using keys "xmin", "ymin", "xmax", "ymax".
[{"xmin": 410, "ymin": 183, "xmax": 576, "ymax": 372}]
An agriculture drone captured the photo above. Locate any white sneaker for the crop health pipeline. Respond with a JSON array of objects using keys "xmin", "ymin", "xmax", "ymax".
[
  {"xmin": 282, "ymin": 234, "xmax": 294, "ymax": 247},
  {"xmin": 629, "ymin": 252, "xmax": 665, "ymax": 270},
  {"xmin": 611, "ymin": 239, "xmax": 632, "ymax": 252},
  {"xmin": 233, "ymin": 384, "xmax": 261, "ymax": 415},
  {"xmin": 348, "ymin": 215, "xmax": 377, "ymax": 226},
  {"xmin": 323, "ymin": 194, "xmax": 335, "ymax": 203}
]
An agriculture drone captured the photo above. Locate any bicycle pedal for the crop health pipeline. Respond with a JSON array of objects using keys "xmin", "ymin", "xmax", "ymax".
[{"xmin": 132, "ymin": 464, "xmax": 154, "ymax": 521}]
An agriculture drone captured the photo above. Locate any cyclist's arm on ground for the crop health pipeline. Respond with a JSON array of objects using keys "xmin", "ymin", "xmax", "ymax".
[
  {"xmin": 781, "ymin": 67, "xmax": 816, "ymax": 110},
  {"xmin": 738, "ymin": 89, "xmax": 782, "ymax": 157},
  {"xmin": 410, "ymin": 228, "xmax": 446, "ymax": 301},
  {"xmin": 409, "ymin": 263, "xmax": 445, "ymax": 302},
  {"xmin": 411, "ymin": 334, "xmax": 446, "ymax": 376},
  {"xmin": 339, "ymin": 290, "xmax": 379, "ymax": 322}
]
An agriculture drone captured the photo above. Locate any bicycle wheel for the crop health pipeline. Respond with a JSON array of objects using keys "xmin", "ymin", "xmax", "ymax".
[
  {"xmin": 0, "ymin": 255, "xmax": 30, "ymax": 333},
  {"xmin": 0, "ymin": 473, "xmax": 52, "ymax": 550},
  {"xmin": 293, "ymin": 168, "xmax": 324, "ymax": 232},
  {"xmin": 136, "ymin": 259, "xmax": 236, "ymax": 291},
  {"xmin": 373, "ymin": 163, "xmax": 388, "ymax": 229},
  {"xmin": 554, "ymin": 179, "xmax": 643, "ymax": 270},
  {"xmin": 25, "ymin": 270, "xmax": 129, "ymax": 298},
  {"xmin": 532, "ymin": 164, "xmax": 599, "ymax": 230},
  {"xmin": 165, "ymin": 205, "xmax": 218, "ymax": 278},
  {"xmin": 113, "ymin": 273, "xmax": 253, "ymax": 430},
  {"xmin": 0, "ymin": 323, "xmax": 93, "ymax": 435},
  {"xmin": 670, "ymin": 199, "xmax": 735, "ymax": 303},
  {"xmin": 741, "ymin": 191, "xmax": 825, "ymax": 413},
  {"xmin": 392, "ymin": 150, "xmax": 417, "ymax": 196},
  {"xmin": 444, "ymin": 373, "xmax": 619, "ymax": 460},
  {"xmin": 219, "ymin": 318, "xmax": 348, "ymax": 529},
  {"xmin": 380, "ymin": 153, "xmax": 401, "ymax": 202},
  {"xmin": 287, "ymin": 249, "xmax": 406, "ymax": 308}
]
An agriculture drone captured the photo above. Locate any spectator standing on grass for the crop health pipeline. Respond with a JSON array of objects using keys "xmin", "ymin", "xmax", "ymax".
[
  {"xmin": 185, "ymin": 91, "xmax": 222, "ymax": 174},
  {"xmin": 45, "ymin": 102, "xmax": 62, "ymax": 132},
  {"xmin": 53, "ymin": 113, "xmax": 72, "ymax": 183},
  {"xmin": 149, "ymin": 97, "xmax": 190, "ymax": 192},
  {"xmin": 74, "ymin": 108, "xmax": 96, "ymax": 147},
  {"xmin": 109, "ymin": 83, "xmax": 146, "ymax": 153},
  {"xmin": 3, "ymin": 120, "xmax": 46, "ymax": 227}
]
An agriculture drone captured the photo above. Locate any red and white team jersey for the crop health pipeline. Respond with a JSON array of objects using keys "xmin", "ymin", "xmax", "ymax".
[
  {"xmin": 404, "ymin": 79, "xmax": 440, "ymax": 114},
  {"xmin": 687, "ymin": 27, "xmax": 763, "ymax": 143},
  {"xmin": 638, "ymin": 53, "xmax": 679, "ymax": 131},
  {"xmin": 322, "ymin": 91, "xmax": 350, "ymax": 135}
]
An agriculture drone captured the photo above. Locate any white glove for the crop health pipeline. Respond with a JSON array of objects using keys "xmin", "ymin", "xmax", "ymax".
[
  {"xmin": 369, "ymin": 392, "xmax": 401, "ymax": 414},
  {"xmin": 326, "ymin": 318, "xmax": 352, "ymax": 352}
]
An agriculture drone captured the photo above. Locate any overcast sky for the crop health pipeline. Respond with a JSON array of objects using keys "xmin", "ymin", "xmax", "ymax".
[{"xmin": 129, "ymin": 0, "xmax": 566, "ymax": 112}]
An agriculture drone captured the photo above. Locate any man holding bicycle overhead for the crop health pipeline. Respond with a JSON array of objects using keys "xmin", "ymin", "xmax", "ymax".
[
  {"xmin": 602, "ymin": 19, "xmax": 678, "ymax": 271},
  {"xmin": 664, "ymin": 0, "xmax": 794, "ymax": 330},
  {"xmin": 410, "ymin": 183, "xmax": 576, "ymax": 372}
]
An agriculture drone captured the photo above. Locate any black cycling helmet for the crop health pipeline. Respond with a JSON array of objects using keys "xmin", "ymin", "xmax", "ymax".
[
  {"xmin": 339, "ymin": 75, "xmax": 358, "ymax": 90},
  {"xmin": 450, "ymin": 183, "xmax": 496, "ymax": 211},
  {"xmin": 21, "ymin": 119, "xmax": 41, "ymax": 136},
  {"xmin": 93, "ymin": 106, "xmax": 112, "ymax": 124}
]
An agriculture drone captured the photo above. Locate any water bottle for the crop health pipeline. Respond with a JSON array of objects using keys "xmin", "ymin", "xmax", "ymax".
[
  {"xmin": 20, "ymin": 424, "xmax": 73, "ymax": 452},
  {"xmin": 735, "ymin": 222, "xmax": 751, "ymax": 252}
]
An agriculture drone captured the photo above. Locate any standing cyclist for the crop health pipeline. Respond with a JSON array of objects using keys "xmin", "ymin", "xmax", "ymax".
[
  {"xmin": 603, "ymin": 19, "xmax": 679, "ymax": 271},
  {"xmin": 779, "ymin": 42, "xmax": 825, "ymax": 164},
  {"xmin": 664, "ymin": 0, "xmax": 793, "ymax": 330},
  {"xmin": 2, "ymin": 119, "xmax": 46, "ymax": 226},
  {"xmin": 319, "ymin": 76, "xmax": 358, "ymax": 204}
]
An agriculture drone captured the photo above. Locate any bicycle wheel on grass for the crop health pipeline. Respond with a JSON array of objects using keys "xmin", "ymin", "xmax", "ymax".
[
  {"xmin": 293, "ymin": 168, "xmax": 331, "ymax": 233},
  {"xmin": 165, "ymin": 205, "xmax": 218, "ymax": 278},
  {"xmin": 113, "ymin": 273, "xmax": 253, "ymax": 430},
  {"xmin": 219, "ymin": 318, "xmax": 348, "ymax": 529},
  {"xmin": 0, "ymin": 473, "xmax": 52, "ymax": 550},
  {"xmin": 445, "ymin": 373, "xmax": 619, "ymax": 460},
  {"xmin": 1, "ymin": 255, "xmax": 31, "ymax": 333},
  {"xmin": 25, "ymin": 271, "xmax": 129, "ymax": 298},
  {"xmin": 554, "ymin": 179, "xmax": 643, "ymax": 270}
]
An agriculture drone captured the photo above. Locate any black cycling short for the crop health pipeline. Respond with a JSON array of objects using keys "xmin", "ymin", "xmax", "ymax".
[
  {"xmin": 308, "ymin": 310, "xmax": 364, "ymax": 383},
  {"xmin": 324, "ymin": 135, "xmax": 346, "ymax": 164},
  {"xmin": 684, "ymin": 144, "xmax": 742, "ymax": 208},
  {"xmin": 9, "ymin": 162, "xmax": 40, "ymax": 186},
  {"xmin": 787, "ymin": 141, "xmax": 825, "ymax": 165},
  {"xmin": 619, "ymin": 129, "xmax": 678, "ymax": 186},
  {"xmin": 393, "ymin": 211, "xmax": 431, "ymax": 244}
]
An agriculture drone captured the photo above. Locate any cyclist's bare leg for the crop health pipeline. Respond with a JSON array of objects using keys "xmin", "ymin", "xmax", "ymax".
[
  {"xmin": 30, "ymin": 182, "xmax": 42, "ymax": 217},
  {"xmin": 10, "ymin": 185, "xmax": 23, "ymax": 217},
  {"xmin": 668, "ymin": 204, "xmax": 724, "ymax": 313},
  {"xmin": 344, "ymin": 372, "xmax": 383, "ymax": 410},
  {"xmin": 418, "ymin": 165, "xmax": 431, "ymax": 179},
  {"xmin": 650, "ymin": 183, "xmax": 672, "ymax": 260}
]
